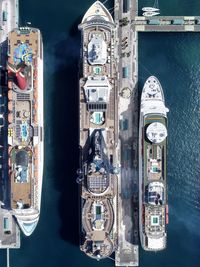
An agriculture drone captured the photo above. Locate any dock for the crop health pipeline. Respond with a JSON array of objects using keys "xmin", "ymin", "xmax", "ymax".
[
  {"xmin": 133, "ymin": 16, "xmax": 200, "ymax": 32},
  {"xmin": 115, "ymin": 0, "xmax": 139, "ymax": 266},
  {"xmin": 0, "ymin": 0, "xmax": 20, "ymax": 252},
  {"xmin": 113, "ymin": 0, "xmax": 200, "ymax": 266},
  {"xmin": 0, "ymin": 208, "xmax": 20, "ymax": 249}
]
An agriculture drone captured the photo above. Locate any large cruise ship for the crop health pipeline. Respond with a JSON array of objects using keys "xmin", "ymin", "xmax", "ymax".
[
  {"xmin": 7, "ymin": 27, "xmax": 44, "ymax": 236},
  {"xmin": 139, "ymin": 76, "xmax": 169, "ymax": 251},
  {"xmin": 78, "ymin": 1, "xmax": 118, "ymax": 260}
]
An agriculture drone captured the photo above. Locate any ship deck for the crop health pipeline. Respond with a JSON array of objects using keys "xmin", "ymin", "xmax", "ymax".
[{"xmin": 7, "ymin": 28, "xmax": 40, "ymax": 211}]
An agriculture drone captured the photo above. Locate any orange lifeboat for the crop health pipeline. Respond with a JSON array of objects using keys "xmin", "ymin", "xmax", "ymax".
[
  {"xmin": 8, "ymin": 101, "xmax": 13, "ymax": 111},
  {"xmin": 166, "ymin": 205, "xmax": 169, "ymax": 224},
  {"xmin": 33, "ymin": 80, "xmax": 37, "ymax": 89},
  {"xmin": 34, "ymin": 69, "xmax": 37, "ymax": 79},
  {"xmin": 8, "ymin": 90, "xmax": 12, "ymax": 100},
  {"xmin": 8, "ymin": 81, "xmax": 13, "ymax": 89},
  {"xmin": 8, "ymin": 113, "xmax": 13, "ymax": 123},
  {"xmin": 8, "ymin": 146, "xmax": 12, "ymax": 154},
  {"xmin": 34, "ymin": 89, "xmax": 38, "ymax": 98},
  {"xmin": 34, "ymin": 112, "xmax": 38, "ymax": 123},
  {"xmin": 166, "ymin": 214, "xmax": 169, "ymax": 224},
  {"xmin": 34, "ymin": 100, "xmax": 38, "ymax": 108}
]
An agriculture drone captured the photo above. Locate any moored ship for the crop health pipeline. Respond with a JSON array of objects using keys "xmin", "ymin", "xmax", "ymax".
[
  {"xmin": 7, "ymin": 27, "xmax": 43, "ymax": 236},
  {"xmin": 139, "ymin": 76, "xmax": 169, "ymax": 251},
  {"xmin": 78, "ymin": 1, "xmax": 118, "ymax": 260}
]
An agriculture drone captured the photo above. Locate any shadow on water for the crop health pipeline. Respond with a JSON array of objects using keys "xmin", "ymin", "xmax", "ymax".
[{"xmin": 50, "ymin": 17, "xmax": 82, "ymax": 246}]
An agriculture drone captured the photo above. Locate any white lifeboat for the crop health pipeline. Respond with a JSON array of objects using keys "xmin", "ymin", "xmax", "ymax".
[
  {"xmin": 142, "ymin": 7, "xmax": 160, "ymax": 12},
  {"xmin": 142, "ymin": 11, "xmax": 160, "ymax": 17}
]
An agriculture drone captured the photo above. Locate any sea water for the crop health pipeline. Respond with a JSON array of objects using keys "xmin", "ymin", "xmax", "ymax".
[{"xmin": 0, "ymin": 0, "xmax": 200, "ymax": 266}]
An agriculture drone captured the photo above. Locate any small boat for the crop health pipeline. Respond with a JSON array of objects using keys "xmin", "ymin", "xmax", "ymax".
[
  {"xmin": 142, "ymin": 0, "xmax": 160, "ymax": 13},
  {"xmin": 143, "ymin": 11, "xmax": 160, "ymax": 17},
  {"xmin": 142, "ymin": 7, "xmax": 159, "ymax": 12}
]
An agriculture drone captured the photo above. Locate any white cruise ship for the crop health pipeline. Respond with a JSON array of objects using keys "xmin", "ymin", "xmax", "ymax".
[
  {"xmin": 78, "ymin": 1, "xmax": 118, "ymax": 260},
  {"xmin": 139, "ymin": 76, "xmax": 169, "ymax": 251}
]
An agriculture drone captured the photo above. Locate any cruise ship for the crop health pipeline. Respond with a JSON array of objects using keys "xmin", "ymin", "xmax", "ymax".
[
  {"xmin": 139, "ymin": 76, "xmax": 169, "ymax": 251},
  {"xmin": 7, "ymin": 27, "xmax": 44, "ymax": 236},
  {"xmin": 78, "ymin": 1, "xmax": 118, "ymax": 260}
]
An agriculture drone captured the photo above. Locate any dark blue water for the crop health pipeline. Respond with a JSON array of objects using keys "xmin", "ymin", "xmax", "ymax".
[{"xmin": 0, "ymin": 0, "xmax": 200, "ymax": 266}]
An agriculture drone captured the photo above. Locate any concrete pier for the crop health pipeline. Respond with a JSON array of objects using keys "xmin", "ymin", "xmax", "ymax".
[
  {"xmin": 114, "ymin": 0, "xmax": 200, "ymax": 266},
  {"xmin": 0, "ymin": 208, "xmax": 20, "ymax": 249},
  {"xmin": 132, "ymin": 16, "xmax": 200, "ymax": 32},
  {"xmin": 115, "ymin": 0, "xmax": 139, "ymax": 266}
]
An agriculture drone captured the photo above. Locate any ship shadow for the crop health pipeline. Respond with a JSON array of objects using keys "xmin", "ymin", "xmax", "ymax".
[{"xmin": 50, "ymin": 17, "xmax": 82, "ymax": 246}]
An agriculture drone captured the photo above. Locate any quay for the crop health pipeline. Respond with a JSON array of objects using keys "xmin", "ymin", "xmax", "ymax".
[
  {"xmin": 113, "ymin": 0, "xmax": 200, "ymax": 266},
  {"xmin": 115, "ymin": 0, "xmax": 139, "ymax": 266},
  {"xmin": 0, "ymin": 0, "xmax": 20, "ymax": 252}
]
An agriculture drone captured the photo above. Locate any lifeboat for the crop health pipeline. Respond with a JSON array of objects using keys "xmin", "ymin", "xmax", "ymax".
[
  {"xmin": 8, "ymin": 90, "xmax": 13, "ymax": 100},
  {"xmin": 142, "ymin": 7, "xmax": 160, "ymax": 12},
  {"xmin": 8, "ymin": 113, "xmax": 13, "ymax": 123},
  {"xmin": 8, "ymin": 81, "xmax": 13, "ymax": 89},
  {"xmin": 142, "ymin": 11, "xmax": 160, "ymax": 17},
  {"xmin": 8, "ymin": 146, "xmax": 12, "ymax": 153},
  {"xmin": 8, "ymin": 101, "xmax": 13, "ymax": 111},
  {"xmin": 166, "ymin": 205, "xmax": 169, "ymax": 224}
]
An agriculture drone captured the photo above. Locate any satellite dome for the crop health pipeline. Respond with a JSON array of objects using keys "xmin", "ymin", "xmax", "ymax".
[{"xmin": 146, "ymin": 122, "xmax": 167, "ymax": 143}]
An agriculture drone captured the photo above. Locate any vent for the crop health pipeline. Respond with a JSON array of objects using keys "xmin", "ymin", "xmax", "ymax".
[
  {"xmin": 87, "ymin": 102, "xmax": 107, "ymax": 111},
  {"xmin": 17, "ymin": 93, "xmax": 30, "ymax": 101}
]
